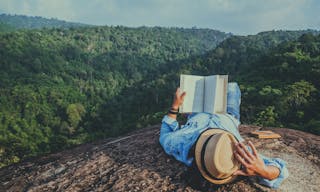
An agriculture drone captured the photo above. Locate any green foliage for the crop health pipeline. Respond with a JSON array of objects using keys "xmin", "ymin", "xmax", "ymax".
[
  {"xmin": 0, "ymin": 22, "xmax": 16, "ymax": 32},
  {"xmin": 237, "ymin": 34, "xmax": 320, "ymax": 131},
  {"xmin": 0, "ymin": 14, "xmax": 88, "ymax": 29},
  {"xmin": 0, "ymin": 25, "xmax": 228, "ymax": 167},
  {"xmin": 66, "ymin": 103, "xmax": 86, "ymax": 133},
  {"xmin": 1, "ymin": 15, "xmax": 320, "ymax": 168},
  {"xmin": 284, "ymin": 80, "xmax": 316, "ymax": 108},
  {"xmin": 254, "ymin": 106, "xmax": 279, "ymax": 127},
  {"xmin": 305, "ymin": 119, "xmax": 320, "ymax": 135},
  {"xmin": 198, "ymin": 30, "xmax": 320, "ymax": 76}
]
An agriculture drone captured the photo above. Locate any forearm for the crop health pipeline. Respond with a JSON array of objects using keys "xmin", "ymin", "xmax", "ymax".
[
  {"xmin": 258, "ymin": 158, "xmax": 289, "ymax": 189},
  {"xmin": 168, "ymin": 87, "xmax": 185, "ymax": 119}
]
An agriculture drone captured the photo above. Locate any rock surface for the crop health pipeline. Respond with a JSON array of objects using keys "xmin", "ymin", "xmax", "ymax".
[{"xmin": 0, "ymin": 125, "xmax": 319, "ymax": 192}]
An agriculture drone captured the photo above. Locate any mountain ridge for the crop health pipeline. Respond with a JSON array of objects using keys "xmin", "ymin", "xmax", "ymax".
[{"xmin": 0, "ymin": 13, "xmax": 89, "ymax": 30}]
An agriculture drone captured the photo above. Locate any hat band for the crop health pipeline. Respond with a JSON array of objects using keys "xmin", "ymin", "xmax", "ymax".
[{"xmin": 200, "ymin": 134, "xmax": 226, "ymax": 181}]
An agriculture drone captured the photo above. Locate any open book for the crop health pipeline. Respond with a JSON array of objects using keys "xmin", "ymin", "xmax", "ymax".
[{"xmin": 179, "ymin": 74, "xmax": 228, "ymax": 114}]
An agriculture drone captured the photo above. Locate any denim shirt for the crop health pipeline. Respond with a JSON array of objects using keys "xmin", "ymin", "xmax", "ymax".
[{"xmin": 159, "ymin": 83, "xmax": 288, "ymax": 189}]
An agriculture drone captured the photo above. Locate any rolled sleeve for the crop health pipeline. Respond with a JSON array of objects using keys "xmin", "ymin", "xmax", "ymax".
[
  {"xmin": 160, "ymin": 115, "xmax": 180, "ymax": 149},
  {"xmin": 161, "ymin": 115, "xmax": 179, "ymax": 132},
  {"xmin": 259, "ymin": 156, "xmax": 289, "ymax": 189}
]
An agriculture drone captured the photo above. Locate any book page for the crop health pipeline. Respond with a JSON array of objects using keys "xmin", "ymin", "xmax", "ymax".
[
  {"xmin": 204, "ymin": 75, "xmax": 228, "ymax": 114},
  {"xmin": 179, "ymin": 74, "xmax": 204, "ymax": 113}
]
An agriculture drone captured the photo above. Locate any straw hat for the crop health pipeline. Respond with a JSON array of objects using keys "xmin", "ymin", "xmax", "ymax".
[{"xmin": 195, "ymin": 129, "xmax": 240, "ymax": 184}]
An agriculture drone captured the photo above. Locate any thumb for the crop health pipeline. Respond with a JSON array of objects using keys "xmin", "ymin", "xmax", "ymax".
[
  {"xmin": 233, "ymin": 170, "xmax": 248, "ymax": 176},
  {"xmin": 176, "ymin": 87, "xmax": 181, "ymax": 94},
  {"xmin": 181, "ymin": 91, "xmax": 186, "ymax": 98}
]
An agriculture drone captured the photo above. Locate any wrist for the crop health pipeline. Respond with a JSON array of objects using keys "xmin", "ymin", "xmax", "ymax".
[
  {"xmin": 171, "ymin": 105, "xmax": 179, "ymax": 110},
  {"xmin": 257, "ymin": 166, "xmax": 269, "ymax": 178},
  {"xmin": 168, "ymin": 108, "xmax": 179, "ymax": 115},
  {"xmin": 258, "ymin": 165, "xmax": 278, "ymax": 180}
]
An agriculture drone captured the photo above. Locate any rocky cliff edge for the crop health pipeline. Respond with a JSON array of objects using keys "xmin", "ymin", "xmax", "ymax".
[{"xmin": 0, "ymin": 125, "xmax": 319, "ymax": 192}]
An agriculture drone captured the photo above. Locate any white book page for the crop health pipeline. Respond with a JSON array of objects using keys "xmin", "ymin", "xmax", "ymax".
[
  {"xmin": 215, "ymin": 75, "xmax": 228, "ymax": 113},
  {"xmin": 180, "ymin": 75, "xmax": 204, "ymax": 113},
  {"xmin": 204, "ymin": 75, "xmax": 217, "ymax": 113},
  {"xmin": 204, "ymin": 75, "xmax": 228, "ymax": 114}
]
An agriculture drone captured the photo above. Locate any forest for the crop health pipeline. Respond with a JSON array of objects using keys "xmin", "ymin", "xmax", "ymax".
[
  {"xmin": 0, "ymin": 14, "xmax": 87, "ymax": 29},
  {"xmin": 0, "ymin": 15, "xmax": 319, "ymax": 168}
]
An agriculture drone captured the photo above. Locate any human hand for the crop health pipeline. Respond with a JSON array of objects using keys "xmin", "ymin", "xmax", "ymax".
[
  {"xmin": 172, "ymin": 87, "xmax": 186, "ymax": 109},
  {"xmin": 233, "ymin": 141, "xmax": 266, "ymax": 178}
]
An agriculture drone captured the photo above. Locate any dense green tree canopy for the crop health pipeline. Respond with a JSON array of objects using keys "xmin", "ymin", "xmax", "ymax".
[
  {"xmin": 0, "ymin": 25, "xmax": 229, "ymax": 167},
  {"xmin": 0, "ymin": 14, "xmax": 88, "ymax": 29},
  {"xmin": 0, "ymin": 15, "xmax": 319, "ymax": 168}
]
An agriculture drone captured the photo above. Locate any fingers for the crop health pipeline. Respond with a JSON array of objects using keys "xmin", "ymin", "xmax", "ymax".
[
  {"xmin": 234, "ymin": 151, "xmax": 250, "ymax": 168},
  {"xmin": 181, "ymin": 91, "xmax": 186, "ymax": 99},
  {"xmin": 176, "ymin": 87, "xmax": 186, "ymax": 98},
  {"xmin": 248, "ymin": 141, "xmax": 258, "ymax": 157},
  {"xmin": 239, "ymin": 142, "xmax": 255, "ymax": 160},
  {"xmin": 235, "ymin": 143, "xmax": 253, "ymax": 163},
  {"xmin": 176, "ymin": 87, "xmax": 181, "ymax": 95},
  {"xmin": 233, "ymin": 169, "xmax": 248, "ymax": 176}
]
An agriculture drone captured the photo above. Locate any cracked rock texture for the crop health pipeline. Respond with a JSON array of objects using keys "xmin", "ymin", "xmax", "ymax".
[{"xmin": 0, "ymin": 125, "xmax": 319, "ymax": 192}]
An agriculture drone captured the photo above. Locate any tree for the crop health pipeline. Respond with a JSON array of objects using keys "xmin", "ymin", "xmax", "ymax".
[
  {"xmin": 285, "ymin": 81, "xmax": 316, "ymax": 108},
  {"xmin": 66, "ymin": 103, "xmax": 86, "ymax": 134}
]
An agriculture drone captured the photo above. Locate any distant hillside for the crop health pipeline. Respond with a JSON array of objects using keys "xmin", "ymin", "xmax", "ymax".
[
  {"xmin": 0, "ymin": 14, "xmax": 88, "ymax": 30},
  {"xmin": 0, "ymin": 22, "xmax": 16, "ymax": 32},
  {"xmin": 198, "ymin": 30, "xmax": 320, "ymax": 75},
  {"xmin": 1, "ymin": 21, "xmax": 319, "ymax": 169},
  {"xmin": 174, "ymin": 31, "xmax": 320, "ymax": 134},
  {"xmin": 0, "ymin": 26, "xmax": 230, "ymax": 167}
]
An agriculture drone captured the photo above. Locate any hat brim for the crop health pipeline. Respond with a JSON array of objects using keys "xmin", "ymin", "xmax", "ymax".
[{"xmin": 195, "ymin": 128, "xmax": 239, "ymax": 184}]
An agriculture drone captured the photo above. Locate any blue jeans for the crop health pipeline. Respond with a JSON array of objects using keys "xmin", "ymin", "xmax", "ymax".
[{"xmin": 227, "ymin": 82, "xmax": 241, "ymax": 121}]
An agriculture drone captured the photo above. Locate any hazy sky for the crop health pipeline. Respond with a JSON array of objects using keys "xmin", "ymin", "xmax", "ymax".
[{"xmin": 0, "ymin": 0, "xmax": 319, "ymax": 35}]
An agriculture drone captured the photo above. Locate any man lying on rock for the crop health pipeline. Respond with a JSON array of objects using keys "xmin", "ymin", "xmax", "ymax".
[{"xmin": 159, "ymin": 83, "xmax": 289, "ymax": 189}]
